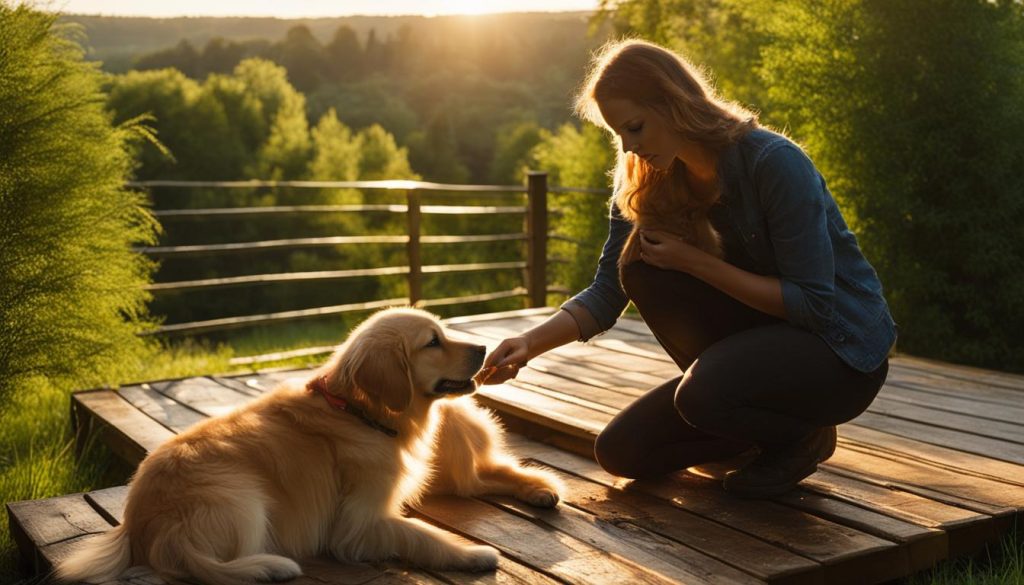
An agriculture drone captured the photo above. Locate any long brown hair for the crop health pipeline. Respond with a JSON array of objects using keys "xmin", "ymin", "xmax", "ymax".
[{"xmin": 575, "ymin": 39, "xmax": 758, "ymax": 222}]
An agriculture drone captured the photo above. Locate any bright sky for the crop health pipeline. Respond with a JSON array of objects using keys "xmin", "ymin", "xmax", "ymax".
[{"xmin": 55, "ymin": 0, "xmax": 601, "ymax": 18}]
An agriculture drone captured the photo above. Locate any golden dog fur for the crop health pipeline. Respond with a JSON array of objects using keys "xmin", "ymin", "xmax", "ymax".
[{"xmin": 56, "ymin": 308, "xmax": 562, "ymax": 584}]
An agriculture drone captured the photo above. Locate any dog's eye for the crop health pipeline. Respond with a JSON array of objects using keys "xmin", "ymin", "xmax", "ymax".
[{"xmin": 425, "ymin": 333, "xmax": 441, "ymax": 348}]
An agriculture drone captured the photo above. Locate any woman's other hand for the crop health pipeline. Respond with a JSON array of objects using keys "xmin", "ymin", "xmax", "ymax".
[{"xmin": 639, "ymin": 229, "xmax": 709, "ymax": 274}]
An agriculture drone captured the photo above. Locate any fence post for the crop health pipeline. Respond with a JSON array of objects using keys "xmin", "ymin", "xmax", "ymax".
[
  {"xmin": 406, "ymin": 189, "xmax": 422, "ymax": 306},
  {"xmin": 526, "ymin": 171, "xmax": 548, "ymax": 308}
]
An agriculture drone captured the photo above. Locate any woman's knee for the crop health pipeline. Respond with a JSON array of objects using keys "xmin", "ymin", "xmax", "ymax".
[
  {"xmin": 594, "ymin": 425, "xmax": 645, "ymax": 479},
  {"xmin": 674, "ymin": 370, "xmax": 730, "ymax": 434},
  {"xmin": 620, "ymin": 262, "xmax": 702, "ymax": 304}
]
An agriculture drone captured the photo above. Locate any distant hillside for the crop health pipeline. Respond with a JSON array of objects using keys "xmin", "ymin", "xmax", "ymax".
[{"xmin": 58, "ymin": 12, "xmax": 596, "ymax": 72}]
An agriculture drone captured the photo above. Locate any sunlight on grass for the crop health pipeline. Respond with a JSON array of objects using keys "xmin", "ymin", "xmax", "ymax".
[
  {"xmin": 0, "ymin": 378, "xmax": 127, "ymax": 583},
  {"xmin": 904, "ymin": 525, "xmax": 1023, "ymax": 585}
]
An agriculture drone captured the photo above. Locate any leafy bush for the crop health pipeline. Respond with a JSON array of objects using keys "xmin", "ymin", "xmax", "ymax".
[{"xmin": 0, "ymin": 3, "xmax": 158, "ymax": 405}]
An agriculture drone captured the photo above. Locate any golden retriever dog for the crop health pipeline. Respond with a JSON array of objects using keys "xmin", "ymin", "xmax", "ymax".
[{"xmin": 56, "ymin": 308, "xmax": 563, "ymax": 585}]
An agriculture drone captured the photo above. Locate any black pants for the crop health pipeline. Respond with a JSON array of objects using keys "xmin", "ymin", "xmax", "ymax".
[{"xmin": 594, "ymin": 262, "xmax": 888, "ymax": 479}]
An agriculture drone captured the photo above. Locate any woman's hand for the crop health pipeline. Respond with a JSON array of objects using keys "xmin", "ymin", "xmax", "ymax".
[
  {"xmin": 638, "ymin": 229, "xmax": 711, "ymax": 274},
  {"xmin": 479, "ymin": 337, "xmax": 530, "ymax": 384}
]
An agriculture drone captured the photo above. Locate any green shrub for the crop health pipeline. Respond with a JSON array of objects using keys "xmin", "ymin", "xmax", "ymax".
[{"xmin": 0, "ymin": 3, "xmax": 159, "ymax": 405}]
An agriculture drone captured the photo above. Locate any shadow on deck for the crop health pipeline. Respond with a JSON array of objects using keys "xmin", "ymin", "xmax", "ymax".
[{"xmin": 8, "ymin": 308, "xmax": 1024, "ymax": 584}]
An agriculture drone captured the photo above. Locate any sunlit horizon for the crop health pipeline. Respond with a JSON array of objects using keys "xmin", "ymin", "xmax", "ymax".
[{"xmin": 52, "ymin": 0, "xmax": 601, "ymax": 18}]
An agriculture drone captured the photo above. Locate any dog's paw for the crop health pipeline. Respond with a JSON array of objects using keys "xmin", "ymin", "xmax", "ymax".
[
  {"xmin": 455, "ymin": 545, "xmax": 499, "ymax": 572},
  {"xmin": 519, "ymin": 486, "xmax": 560, "ymax": 508}
]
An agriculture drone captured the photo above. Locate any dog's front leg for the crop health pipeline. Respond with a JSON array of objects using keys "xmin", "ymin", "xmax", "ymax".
[
  {"xmin": 330, "ymin": 516, "xmax": 497, "ymax": 572},
  {"xmin": 430, "ymin": 398, "xmax": 562, "ymax": 507}
]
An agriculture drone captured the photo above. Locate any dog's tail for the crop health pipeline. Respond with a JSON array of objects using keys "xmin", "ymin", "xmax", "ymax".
[{"xmin": 54, "ymin": 525, "xmax": 131, "ymax": 583}]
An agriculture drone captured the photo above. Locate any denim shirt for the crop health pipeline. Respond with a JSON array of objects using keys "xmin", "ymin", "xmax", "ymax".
[{"xmin": 562, "ymin": 128, "xmax": 897, "ymax": 373}]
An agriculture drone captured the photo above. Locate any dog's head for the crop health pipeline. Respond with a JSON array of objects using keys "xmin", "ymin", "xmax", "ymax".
[{"xmin": 321, "ymin": 308, "xmax": 486, "ymax": 414}]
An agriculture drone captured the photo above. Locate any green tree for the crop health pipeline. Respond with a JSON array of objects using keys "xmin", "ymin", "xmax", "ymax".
[
  {"xmin": 200, "ymin": 37, "xmax": 247, "ymax": 76},
  {"xmin": 324, "ymin": 25, "xmax": 364, "ymax": 82},
  {"xmin": 250, "ymin": 89, "xmax": 312, "ymax": 181},
  {"xmin": 0, "ymin": 4, "xmax": 158, "ymax": 403},
  {"xmin": 274, "ymin": 25, "xmax": 327, "ymax": 93},
  {"xmin": 489, "ymin": 121, "xmax": 543, "ymax": 184},
  {"xmin": 105, "ymin": 68, "xmax": 200, "ymax": 179},
  {"xmin": 405, "ymin": 110, "xmax": 470, "ymax": 183},
  {"xmin": 308, "ymin": 109, "xmax": 360, "ymax": 182},
  {"xmin": 355, "ymin": 124, "xmax": 418, "ymax": 181},
  {"xmin": 134, "ymin": 38, "xmax": 201, "ymax": 77}
]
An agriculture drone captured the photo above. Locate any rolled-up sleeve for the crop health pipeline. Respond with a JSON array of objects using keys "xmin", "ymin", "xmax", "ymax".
[
  {"xmin": 559, "ymin": 200, "xmax": 632, "ymax": 340},
  {"xmin": 757, "ymin": 144, "xmax": 835, "ymax": 333}
]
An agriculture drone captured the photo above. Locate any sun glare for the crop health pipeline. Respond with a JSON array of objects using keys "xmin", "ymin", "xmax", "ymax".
[
  {"xmin": 425, "ymin": 1, "xmax": 496, "ymax": 16},
  {"xmin": 57, "ymin": 0, "xmax": 598, "ymax": 18}
]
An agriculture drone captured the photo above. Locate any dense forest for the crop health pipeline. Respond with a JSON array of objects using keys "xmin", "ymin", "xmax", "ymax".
[{"xmin": 71, "ymin": 12, "xmax": 609, "ymax": 184}]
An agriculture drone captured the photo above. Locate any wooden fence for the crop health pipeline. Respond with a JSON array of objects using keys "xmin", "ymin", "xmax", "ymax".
[{"xmin": 132, "ymin": 174, "xmax": 607, "ymax": 364}]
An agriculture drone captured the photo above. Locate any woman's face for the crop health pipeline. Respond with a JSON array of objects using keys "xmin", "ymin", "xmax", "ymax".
[{"xmin": 597, "ymin": 98, "xmax": 682, "ymax": 171}]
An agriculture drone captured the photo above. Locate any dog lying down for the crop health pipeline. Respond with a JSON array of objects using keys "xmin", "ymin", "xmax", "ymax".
[{"xmin": 56, "ymin": 308, "xmax": 563, "ymax": 584}]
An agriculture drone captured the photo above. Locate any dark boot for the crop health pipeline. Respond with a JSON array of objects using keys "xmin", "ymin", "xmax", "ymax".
[{"xmin": 722, "ymin": 426, "xmax": 837, "ymax": 498}]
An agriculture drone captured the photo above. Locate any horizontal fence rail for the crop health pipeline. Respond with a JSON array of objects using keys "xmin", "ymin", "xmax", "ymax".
[
  {"xmin": 129, "ymin": 178, "xmax": 609, "ymax": 195},
  {"xmin": 137, "ymin": 233, "xmax": 530, "ymax": 258},
  {"xmin": 134, "ymin": 175, "xmax": 609, "ymax": 364},
  {"xmin": 145, "ymin": 261, "xmax": 531, "ymax": 293},
  {"xmin": 151, "ymin": 204, "xmax": 529, "ymax": 218}
]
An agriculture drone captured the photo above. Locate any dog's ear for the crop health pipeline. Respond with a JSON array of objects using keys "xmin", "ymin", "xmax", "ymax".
[{"xmin": 352, "ymin": 341, "xmax": 413, "ymax": 413}]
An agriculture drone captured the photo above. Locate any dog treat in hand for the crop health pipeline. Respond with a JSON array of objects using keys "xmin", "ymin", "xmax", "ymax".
[{"xmin": 474, "ymin": 366, "xmax": 498, "ymax": 384}]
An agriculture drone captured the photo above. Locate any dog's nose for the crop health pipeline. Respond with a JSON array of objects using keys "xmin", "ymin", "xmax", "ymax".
[{"xmin": 473, "ymin": 345, "xmax": 486, "ymax": 356}]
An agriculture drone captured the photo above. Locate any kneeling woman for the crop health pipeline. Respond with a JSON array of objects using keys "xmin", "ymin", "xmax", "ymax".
[{"xmin": 482, "ymin": 39, "xmax": 896, "ymax": 497}]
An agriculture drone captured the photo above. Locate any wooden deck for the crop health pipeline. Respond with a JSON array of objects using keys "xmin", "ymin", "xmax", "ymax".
[{"xmin": 8, "ymin": 308, "xmax": 1024, "ymax": 584}]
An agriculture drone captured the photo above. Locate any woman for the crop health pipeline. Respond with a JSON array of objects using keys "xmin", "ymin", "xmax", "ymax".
[{"xmin": 481, "ymin": 39, "xmax": 896, "ymax": 498}]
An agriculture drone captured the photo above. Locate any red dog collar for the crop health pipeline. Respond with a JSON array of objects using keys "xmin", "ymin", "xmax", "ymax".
[{"xmin": 307, "ymin": 376, "xmax": 398, "ymax": 438}]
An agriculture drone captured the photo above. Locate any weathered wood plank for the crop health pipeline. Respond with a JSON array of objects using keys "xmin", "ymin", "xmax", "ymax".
[
  {"xmin": 885, "ymin": 365, "xmax": 1024, "ymax": 406},
  {"xmin": 799, "ymin": 470, "xmax": 1002, "ymax": 558},
  {"xmin": 481, "ymin": 495, "xmax": 763, "ymax": 584},
  {"xmin": 849, "ymin": 411, "xmax": 1024, "ymax": 465},
  {"xmin": 475, "ymin": 383, "xmax": 609, "ymax": 437},
  {"xmin": 147, "ymin": 377, "xmax": 257, "ymax": 418},
  {"xmin": 840, "ymin": 424, "xmax": 1024, "ymax": 486},
  {"xmin": 426, "ymin": 554, "xmax": 564, "ymax": 585},
  {"xmin": 506, "ymin": 436, "xmax": 904, "ymax": 585},
  {"xmin": 459, "ymin": 323, "xmax": 679, "ymax": 379},
  {"xmin": 117, "ymin": 385, "xmax": 207, "ymax": 434},
  {"xmin": 823, "ymin": 446, "xmax": 1024, "ymax": 511},
  {"xmin": 450, "ymin": 327, "xmax": 665, "ymax": 392},
  {"xmin": 893, "ymin": 355, "xmax": 1024, "ymax": 392},
  {"xmin": 6, "ymin": 493, "xmax": 113, "ymax": 576},
  {"xmin": 876, "ymin": 382, "xmax": 1024, "ymax": 426},
  {"xmin": 867, "ymin": 396, "xmax": 1024, "ymax": 444},
  {"xmin": 771, "ymin": 488, "xmax": 946, "ymax": 572},
  {"xmin": 72, "ymin": 390, "xmax": 175, "ymax": 465},
  {"xmin": 84, "ymin": 486, "xmax": 130, "ymax": 526},
  {"xmin": 508, "ymin": 368, "xmax": 640, "ymax": 409},
  {"xmin": 507, "ymin": 459, "xmax": 822, "ymax": 584},
  {"xmin": 209, "ymin": 374, "xmax": 268, "ymax": 397},
  {"xmin": 415, "ymin": 495, "xmax": 689, "ymax": 585}
]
